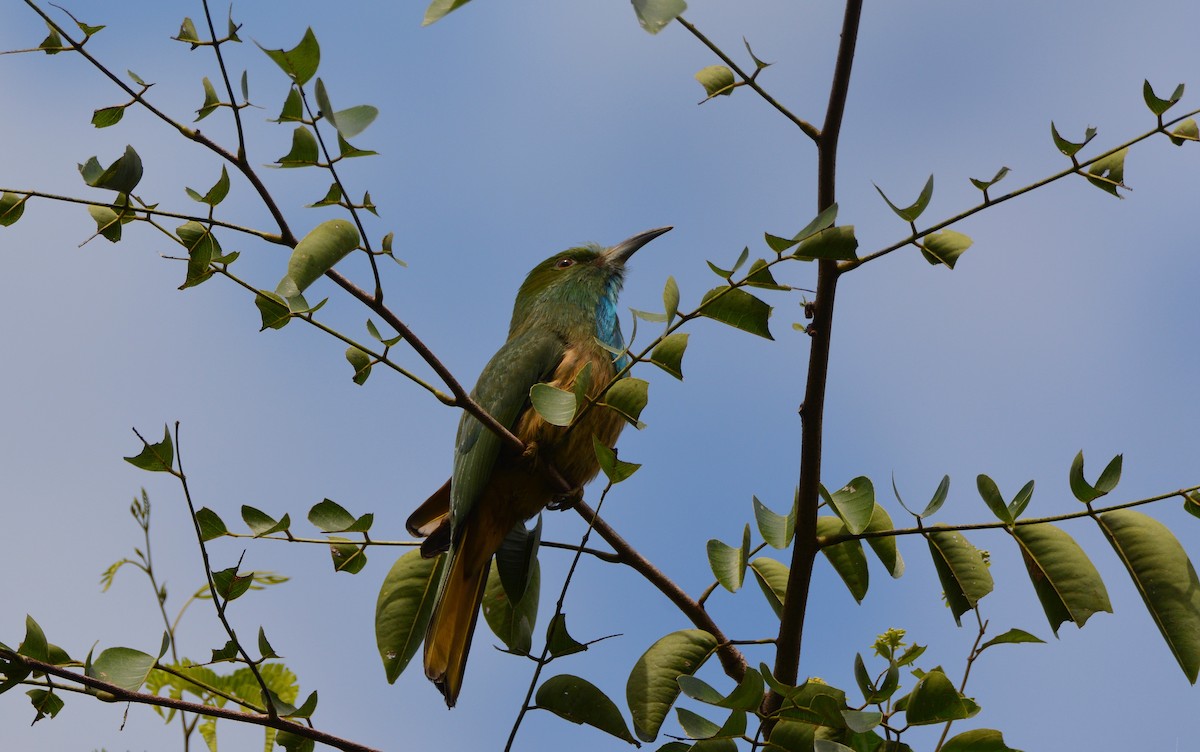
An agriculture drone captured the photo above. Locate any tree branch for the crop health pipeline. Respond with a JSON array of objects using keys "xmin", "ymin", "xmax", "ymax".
[
  {"xmin": 771, "ymin": 0, "xmax": 863, "ymax": 711},
  {"xmin": 0, "ymin": 649, "xmax": 378, "ymax": 752}
]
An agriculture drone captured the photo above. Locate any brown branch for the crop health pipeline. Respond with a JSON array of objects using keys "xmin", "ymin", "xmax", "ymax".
[
  {"xmin": 0, "ymin": 650, "xmax": 378, "ymax": 752},
  {"xmin": 770, "ymin": 0, "xmax": 863, "ymax": 713}
]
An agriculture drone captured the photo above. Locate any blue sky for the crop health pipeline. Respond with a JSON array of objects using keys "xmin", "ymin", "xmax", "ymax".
[{"xmin": 2, "ymin": 1, "xmax": 1199, "ymax": 750}]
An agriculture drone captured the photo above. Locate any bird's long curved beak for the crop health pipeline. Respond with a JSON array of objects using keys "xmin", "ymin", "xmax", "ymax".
[{"xmin": 604, "ymin": 226, "xmax": 673, "ymax": 265}]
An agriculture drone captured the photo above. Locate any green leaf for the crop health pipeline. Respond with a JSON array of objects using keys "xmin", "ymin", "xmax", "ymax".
[
  {"xmin": 240, "ymin": 505, "xmax": 290, "ymax": 537},
  {"xmin": 904, "ymin": 669, "xmax": 978, "ymax": 725},
  {"xmin": 678, "ymin": 668, "xmax": 764, "ymax": 712},
  {"xmin": 423, "ymin": 0, "xmax": 474, "ymax": 25},
  {"xmin": 257, "ymin": 28, "xmax": 320, "ymax": 85},
  {"xmin": 969, "ymin": 166, "xmax": 1011, "ymax": 193},
  {"xmin": 195, "ymin": 76, "xmax": 221, "ymax": 121},
  {"xmin": 841, "ymin": 710, "xmax": 882, "ymax": 733},
  {"xmin": 176, "ymin": 221, "xmax": 222, "ymax": 290},
  {"xmin": 346, "ymin": 346, "xmax": 372, "ymax": 385},
  {"xmin": 707, "ymin": 524, "xmax": 751, "ymax": 593},
  {"xmin": 875, "ymin": 175, "xmax": 933, "ymax": 222},
  {"xmin": 603, "ymin": 377, "xmax": 650, "ymax": 427},
  {"xmin": 536, "ymin": 674, "xmax": 637, "ymax": 744},
  {"xmin": 1069, "ymin": 450, "xmax": 1123, "ymax": 502},
  {"xmin": 1095, "ymin": 509, "xmax": 1200, "ymax": 683},
  {"xmin": 531, "ymin": 383, "xmax": 576, "ymax": 426},
  {"xmin": 699, "ymin": 287, "xmax": 773, "ymax": 339},
  {"xmin": 495, "ymin": 518, "xmax": 540, "ymax": 605},
  {"xmin": 941, "ymin": 728, "xmax": 1023, "ymax": 752},
  {"xmin": 375, "ymin": 550, "xmax": 445, "ymax": 682},
  {"xmin": 308, "ymin": 498, "xmax": 372, "ymax": 534},
  {"xmin": 1085, "ymin": 148, "xmax": 1128, "ymax": 197},
  {"xmin": 19, "ymin": 615, "xmax": 49, "ymax": 662},
  {"xmin": 545, "ymin": 613, "xmax": 587, "ymax": 658},
  {"xmin": 794, "ymin": 225, "xmax": 858, "ymax": 261},
  {"xmin": 0, "ymin": 193, "xmax": 28, "ymax": 227},
  {"xmin": 920, "ymin": 229, "xmax": 973, "ymax": 269},
  {"xmin": 185, "ymin": 166, "xmax": 230, "ymax": 207},
  {"xmin": 816, "ymin": 517, "xmax": 869, "ymax": 603},
  {"xmin": 275, "ymin": 88, "xmax": 304, "ymax": 123},
  {"xmin": 196, "ymin": 507, "xmax": 228, "ymax": 541},
  {"xmin": 336, "ymin": 133, "xmax": 377, "ymax": 159},
  {"xmin": 26, "ymin": 689, "xmax": 64, "ymax": 723},
  {"xmin": 650, "ymin": 332, "xmax": 689, "ymax": 379},
  {"xmin": 281, "ymin": 219, "xmax": 360, "ymax": 294},
  {"xmin": 753, "ymin": 495, "xmax": 795, "ymax": 549},
  {"xmin": 87, "ymin": 204, "xmax": 123, "ymax": 242},
  {"xmin": 677, "ymin": 707, "xmax": 721, "ymax": 739},
  {"xmin": 927, "ymin": 527, "xmax": 994, "ymax": 625},
  {"xmin": 745, "ymin": 259, "xmax": 787, "ymax": 290},
  {"xmin": 275, "ymin": 126, "xmax": 320, "ymax": 167},
  {"xmin": 1169, "ymin": 118, "xmax": 1199, "ymax": 146},
  {"xmin": 327, "ymin": 537, "xmax": 368, "ymax": 573},
  {"xmin": 1012, "ymin": 523, "xmax": 1111, "ymax": 635},
  {"xmin": 79, "ymin": 145, "xmax": 143, "ymax": 194},
  {"xmin": 894, "ymin": 474, "xmax": 951, "ymax": 518},
  {"xmin": 749, "ymin": 557, "xmax": 789, "ymax": 617},
  {"xmin": 862, "ymin": 504, "xmax": 904, "ymax": 578},
  {"xmin": 174, "ymin": 17, "xmax": 201, "ymax": 47},
  {"xmin": 632, "ymin": 0, "xmax": 687, "ymax": 34},
  {"xmin": 483, "ymin": 557, "xmax": 540, "ymax": 654},
  {"xmin": 826, "ymin": 476, "xmax": 875, "ymax": 535},
  {"xmin": 212, "ymin": 566, "xmax": 253, "ymax": 600},
  {"xmin": 978, "ymin": 628, "xmax": 1045, "ymax": 652},
  {"xmin": 1050, "ymin": 121, "xmax": 1096, "ymax": 158},
  {"xmin": 634, "ymin": 308, "xmax": 671, "ymax": 324},
  {"xmin": 593, "ymin": 437, "xmax": 641, "ymax": 484},
  {"xmin": 663, "ymin": 276, "xmax": 680, "ymax": 324},
  {"xmin": 124, "ymin": 425, "xmax": 174, "ymax": 473},
  {"xmin": 976, "ymin": 474, "xmax": 1013, "ymax": 524},
  {"xmin": 315, "ymin": 78, "xmax": 379, "ymax": 138},
  {"xmin": 695, "ymin": 65, "xmax": 736, "ymax": 99},
  {"xmin": 626, "ymin": 629, "xmax": 718, "ymax": 742},
  {"xmin": 38, "ymin": 22, "xmax": 64, "ymax": 54},
  {"xmin": 91, "ymin": 105, "xmax": 125, "ymax": 128},
  {"xmin": 255, "ymin": 291, "xmax": 291, "ymax": 330},
  {"xmin": 88, "ymin": 647, "xmax": 156, "ymax": 692},
  {"xmin": 854, "ymin": 653, "xmax": 899, "ymax": 704},
  {"xmin": 1143, "ymin": 80, "xmax": 1185, "ymax": 116}
]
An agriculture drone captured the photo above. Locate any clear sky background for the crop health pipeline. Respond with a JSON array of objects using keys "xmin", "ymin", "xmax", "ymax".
[{"xmin": 2, "ymin": 1, "xmax": 1199, "ymax": 750}]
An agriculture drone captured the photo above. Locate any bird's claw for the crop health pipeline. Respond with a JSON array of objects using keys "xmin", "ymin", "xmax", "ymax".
[{"xmin": 547, "ymin": 486, "xmax": 583, "ymax": 511}]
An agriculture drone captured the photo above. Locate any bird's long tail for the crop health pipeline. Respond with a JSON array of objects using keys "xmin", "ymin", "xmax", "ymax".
[{"xmin": 423, "ymin": 515, "xmax": 506, "ymax": 707}]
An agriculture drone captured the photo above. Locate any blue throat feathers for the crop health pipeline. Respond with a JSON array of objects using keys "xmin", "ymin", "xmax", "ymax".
[{"xmin": 595, "ymin": 275, "xmax": 628, "ymax": 371}]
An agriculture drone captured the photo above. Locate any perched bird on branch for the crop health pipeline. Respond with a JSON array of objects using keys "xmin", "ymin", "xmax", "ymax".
[{"xmin": 406, "ymin": 226, "xmax": 672, "ymax": 707}]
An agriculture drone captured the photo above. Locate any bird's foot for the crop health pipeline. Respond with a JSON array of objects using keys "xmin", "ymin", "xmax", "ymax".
[
  {"xmin": 546, "ymin": 486, "xmax": 584, "ymax": 511},
  {"xmin": 521, "ymin": 440, "xmax": 540, "ymax": 462}
]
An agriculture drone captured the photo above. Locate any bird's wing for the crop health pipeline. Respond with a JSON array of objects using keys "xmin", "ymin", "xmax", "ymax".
[{"xmin": 449, "ymin": 328, "xmax": 563, "ymax": 532}]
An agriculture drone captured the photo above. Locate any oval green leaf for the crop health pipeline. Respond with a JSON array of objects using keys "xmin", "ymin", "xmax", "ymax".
[
  {"xmin": 749, "ymin": 557, "xmax": 789, "ymax": 617},
  {"xmin": 926, "ymin": 527, "xmax": 994, "ymax": 625},
  {"xmin": 482, "ymin": 557, "xmax": 540, "ymax": 654},
  {"xmin": 1012, "ymin": 522, "xmax": 1111, "ymax": 634},
  {"xmin": 699, "ymin": 287, "xmax": 773, "ymax": 340},
  {"xmin": 284, "ymin": 218, "xmax": 360, "ymax": 294},
  {"xmin": 536, "ymin": 674, "xmax": 637, "ymax": 744},
  {"xmin": 87, "ymin": 646, "xmax": 156, "ymax": 692},
  {"xmin": 1096, "ymin": 509, "xmax": 1200, "ymax": 683},
  {"xmin": 817, "ymin": 516, "xmax": 868, "ymax": 603},
  {"xmin": 530, "ymin": 383, "xmax": 577, "ymax": 427},
  {"xmin": 707, "ymin": 524, "xmax": 750, "ymax": 593},
  {"xmin": 375, "ymin": 550, "xmax": 446, "ymax": 683},
  {"xmin": 626, "ymin": 629, "xmax": 719, "ymax": 742},
  {"xmin": 904, "ymin": 669, "xmax": 977, "ymax": 725}
]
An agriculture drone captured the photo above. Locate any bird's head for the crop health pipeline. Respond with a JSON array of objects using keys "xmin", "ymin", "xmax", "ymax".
[{"xmin": 510, "ymin": 226, "xmax": 672, "ymax": 337}]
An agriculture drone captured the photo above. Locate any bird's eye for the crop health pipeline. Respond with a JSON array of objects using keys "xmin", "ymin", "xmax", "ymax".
[{"xmin": 555, "ymin": 257, "xmax": 575, "ymax": 269}]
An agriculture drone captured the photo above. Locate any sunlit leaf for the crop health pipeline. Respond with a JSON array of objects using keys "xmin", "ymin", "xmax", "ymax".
[
  {"xmin": 754, "ymin": 495, "xmax": 795, "ymax": 550},
  {"xmin": 695, "ymin": 65, "xmax": 735, "ymax": 100},
  {"xmin": 1012, "ymin": 523, "xmax": 1111, "ymax": 634},
  {"xmin": 826, "ymin": 477, "xmax": 875, "ymax": 535},
  {"xmin": 603, "ymin": 377, "xmax": 650, "ymax": 427},
  {"xmin": 942, "ymin": 728, "xmax": 1023, "ymax": 752},
  {"xmin": 483, "ymin": 558, "xmax": 540, "ymax": 654},
  {"xmin": 593, "ymin": 436, "xmax": 641, "ymax": 484},
  {"xmin": 626, "ymin": 629, "xmax": 718, "ymax": 742},
  {"xmin": 124, "ymin": 425, "xmax": 174, "ymax": 473},
  {"xmin": 926, "ymin": 527, "xmax": 993, "ymax": 625},
  {"xmin": 969, "ymin": 166, "xmax": 1011, "ymax": 193},
  {"xmin": 0, "ymin": 193, "xmax": 29, "ymax": 227},
  {"xmin": 920, "ymin": 230, "xmax": 973, "ymax": 269},
  {"xmin": 423, "ymin": 0, "xmax": 475, "ymax": 25},
  {"xmin": 1050, "ymin": 122, "xmax": 1096, "ymax": 158},
  {"xmin": 699, "ymin": 287, "xmax": 773, "ymax": 339},
  {"xmin": 275, "ymin": 126, "xmax": 320, "ymax": 167},
  {"xmin": 257, "ymin": 28, "xmax": 320, "ymax": 85},
  {"xmin": 650, "ymin": 332, "xmax": 689, "ymax": 379},
  {"xmin": 749, "ymin": 557, "xmax": 789, "ymax": 617},
  {"xmin": 817, "ymin": 516, "xmax": 868, "ymax": 602},
  {"xmin": 1095, "ymin": 510, "xmax": 1200, "ymax": 683},
  {"xmin": 875, "ymin": 175, "xmax": 933, "ymax": 222},
  {"xmin": 281, "ymin": 219, "xmax": 360, "ymax": 294},
  {"xmin": 1143, "ymin": 80, "xmax": 1185, "ymax": 116},
  {"xmin": 632, "ymin": 0, "xmax": 687, "ymax": 34},
  {"xmin": 707, "ymin": 525, "xmax": 751, "ymax": 593},
  {"xmin": 794, "ymin": 225, "xmax": 857, "ymax": 261},
  {"xmin": 978, "ymin": 628, "xmax": 1045, "ymax": 652},
  {"xmin": 904, "ymin": 669, "xmax": 979, "ymax": 725},
  {"xmin": 1085, "ymin": 148, "xmax": 1128, "ymax": 197}
]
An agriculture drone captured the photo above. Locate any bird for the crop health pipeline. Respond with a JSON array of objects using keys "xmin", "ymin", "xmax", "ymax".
[{"xmin": 405, "ymin": 226, "xmax": 672, "ymax": 707}]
